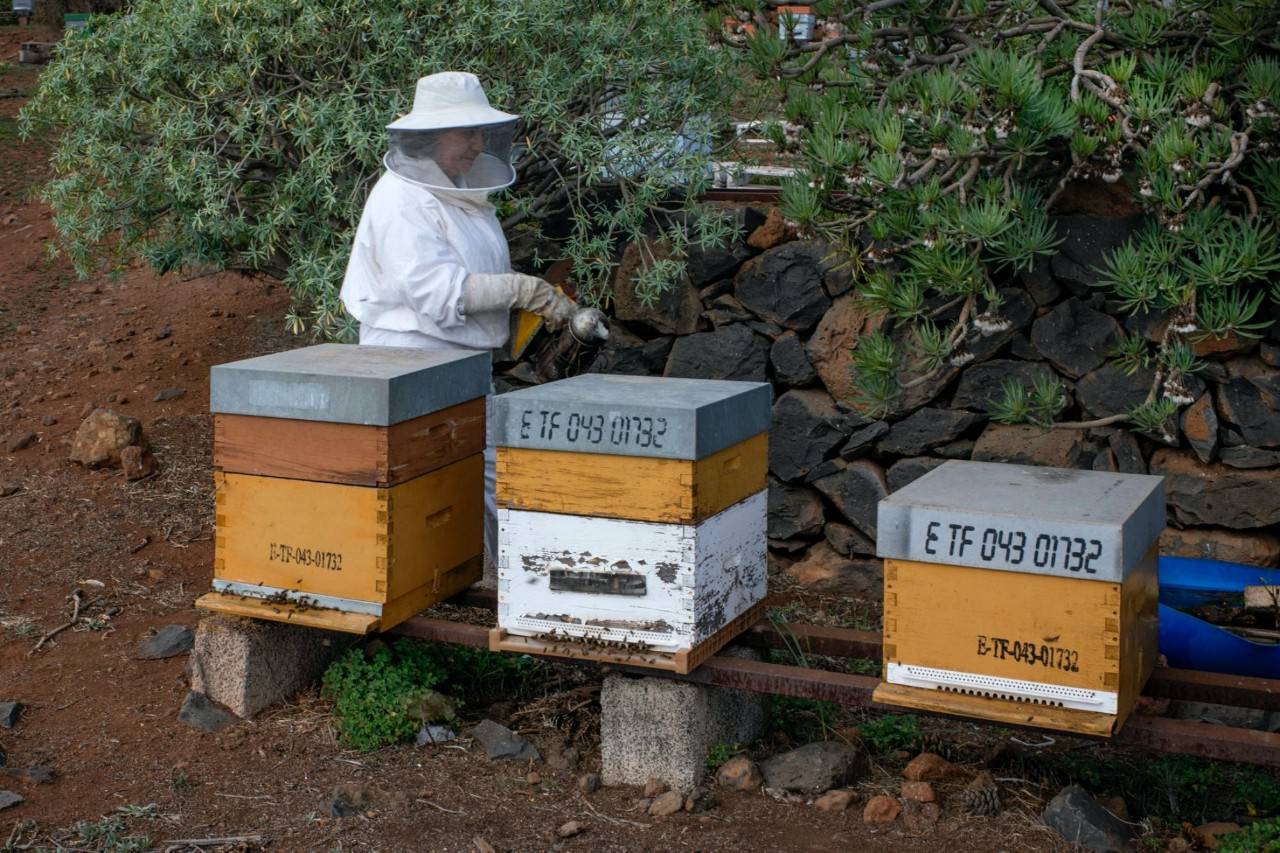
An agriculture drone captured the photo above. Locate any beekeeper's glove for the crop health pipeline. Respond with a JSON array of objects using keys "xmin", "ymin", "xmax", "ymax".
[{"xmin": 463, "ymin": 273, "xmax": 576, "ymax": 330}]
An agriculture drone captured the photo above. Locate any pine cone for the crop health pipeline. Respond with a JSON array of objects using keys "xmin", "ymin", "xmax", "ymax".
[
  {"xmin": 962, "ymin": 771, "xmax": 1002, "ymax": 816},
  {"xmin": 915, "ymin": 731, "xmax": 958, "ymax": 763}
]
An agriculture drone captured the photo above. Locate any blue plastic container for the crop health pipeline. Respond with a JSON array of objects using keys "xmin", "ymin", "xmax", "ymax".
[{"xmin": 1158, "ymin": 556, "xmax": 1280, "ymax": 679}]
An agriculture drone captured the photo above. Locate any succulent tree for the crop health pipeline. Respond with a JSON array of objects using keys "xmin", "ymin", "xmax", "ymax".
[
  {"xmin": 731, "ymin": 0, "xmax": 1280, "ymax": 437},
  {"xmin": 21, "ymin": 0, "xmax": 737, "ymax": 339}
]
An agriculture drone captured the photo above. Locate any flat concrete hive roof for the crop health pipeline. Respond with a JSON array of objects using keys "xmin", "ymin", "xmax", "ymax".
[
  {"xmin": 492, "ymin": 374, "xmax": 771, "ymax": 460},
  {"xmin": 877, "ymin": 460, "xmax": 1165, "ymax": 581},
  {"xmin": 210, "ymin": 344, "xmax": 490, "ymax": 426}
]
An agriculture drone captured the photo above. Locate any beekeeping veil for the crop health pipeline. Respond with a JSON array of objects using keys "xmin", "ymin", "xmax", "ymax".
[{"xmin": 385, "ymin": 72, "xmax": 518, "ymax": 197}]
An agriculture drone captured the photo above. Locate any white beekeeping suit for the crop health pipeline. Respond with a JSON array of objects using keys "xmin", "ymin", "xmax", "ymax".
[{"xmin": 341, "ymin": 71, "xmax": 579, "ymax": 578}]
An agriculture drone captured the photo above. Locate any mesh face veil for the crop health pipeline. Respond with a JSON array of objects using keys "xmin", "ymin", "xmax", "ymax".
[{"xmin": 385, "ymin": 122, "xmax": 517, "ymax": 193}]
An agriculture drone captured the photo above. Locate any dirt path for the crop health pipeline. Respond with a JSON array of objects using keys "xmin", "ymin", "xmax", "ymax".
[{"xmin": 0, "ymin": 26, "xmax": 1087, "ymax": 851}]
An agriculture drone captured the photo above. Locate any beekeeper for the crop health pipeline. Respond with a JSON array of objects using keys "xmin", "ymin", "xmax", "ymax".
[{"xmin": 340, "ymin": 71, "xmax": 603, "ymax": 575}]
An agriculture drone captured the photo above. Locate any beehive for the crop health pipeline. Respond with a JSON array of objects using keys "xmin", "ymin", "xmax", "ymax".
[
  {"xmin": 872, "ymin": 461, "xmax": 1165, "ymax": 735},
  {"xmin": 490, "ymin": 374, "xmax": 772, "ymax": 673},
  {"xmin": 195, "ymin": 344, "xmax": 490, "ymax": 634}
]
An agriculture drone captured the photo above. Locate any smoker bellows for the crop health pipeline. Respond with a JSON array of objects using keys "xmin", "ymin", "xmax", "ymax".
[
  {"xmin": 491, "ymin": 374, "xmax": 771, "ymax": 673},
  {"xmin": 197, "ymin": 344, "xmax": 490, "ymax": 633}
]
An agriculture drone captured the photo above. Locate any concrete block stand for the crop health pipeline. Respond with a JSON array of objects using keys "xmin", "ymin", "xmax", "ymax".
[
  {"xmin": 188, "ymin": 615, "xmax": 354, "ymax": 718},
  {"xmin": 601, "ymin": 654, "xmax": 765, "ymax": 790}
]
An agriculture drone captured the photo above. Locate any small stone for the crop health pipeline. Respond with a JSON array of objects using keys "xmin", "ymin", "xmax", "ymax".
[
  {"xmin": 177, "ymin": 691, "xmax": 234, "ymax": 733},
  {"xmin": 760, "ymin": 741, "xmax": 868, "ymax": 795},
  {"xmin": 684, "ymin": 786, "xmax": 714, "ymax": 813},
  {"xmin": 40, "ymin": 415, "xmax": 56, "ymax": 426},
  {"xmin": 329, "ymin": 783, "xmax": 372, "ymax": 818},
  {"xmin": 901, "ymin": 781, "xmax": 935, "ymax": 803},
  {"xmin": 746, "ymin": 208, "xmax": 790, "ymax": 250},
  {"xmin": 1042, "ymin": 785, "xmax": 1135, "ymax": 853},
  {"xmin": 863, "ymin": 794, "xmax": 901, "ymax": 825},
  {"xmin": 526, "ymin": 771, "xmax": 542, "ymax": 785},
  {"xmin": 784, "ymin": 543, "xmax": 882, "ymax": 599},
  {"xmin": 121, "ymin": 445, "xmax": 158, "ymax": 481},
  {"xmin": 972, "ymin": 423, "xmax": 1088, "ymax": 469},
  {"xmin": 716, "ymin": 755, "xmax": 763, "ymax": 792},
  {"xmin": 0, "ymin": 484, "xmax": 19, "ymax": 498},
  {"xmin": 4, "ymin": 431, "xmax": 36, "ymax": 452},
  {"xmin": 557, "ymin": 821, "xmax": 586, "ymax": 839},
  {"xmin": 69, "ymin": 408, "xmax": 142, "ymax": 469},
  {"xmin": 153, "ymin": 387, "xmax": 185, "ymax": 402},
  {"xmin": 823, "ymin": 522, "xmax": 875, "ymax": 558},
  {"xmin": 153, "ymin": 327, "xmax": 172, "ymax": 341},
  {"xmin": 468, "ymin": 719, "xmax": 540, "ymax": 762},
  {"xmin": 643, "ymin": 777, "xmax": 666, "ymax": 798},
  {"xmin": 1220, "ymin": 445, "xmax": 1280, "ymax": 469},
  {"xmin": 902, "ymin": 753, "xmax": 955, "ymax": 782},
  {"xmin": 0, "ymin": 791, "xmax": 23, "ymax": 812},
  {"xmin": 0, "ymin": 703, "xmax": 22, "ymax": 728},
  {"xmin": 138, "ymin": 625, "xmax": 193, "ymax": 660},
  {"xmin": 902, "ymin": 800, "xmax": 942, "ymax": 833},
  {"xmin": 648, "ymin": 791, "xmax": 684, "ymax": 817},
  {"xmin": 415, "ymin": 724, "xmax": 457, "ymax": 746},
  {"xmin": 767, "ymin": 479, "xmax": 826, "ymax": 540},
  {"xmin": 1105, "ymin": 429, "xmax": 1147, "ymax": 474},
  {"xmin": 886, "ymin": 457, "xmax": 946, "ymax": 493},
  {"xmin": 876, "ymin": 408, "xmax": 982, "ymax": 456},
  {"xmin": 578, "ymin": 773, "xmax": 601, "ymax": 794},
  {"xmin": 814, "ymin": 789, "xmax": 854, "ymax": 813},
  {"xmin": 1191, "ymin": 821, "xmax": 1242, "ymax": 850},
  {"xmin": 1151, "ymin": 449, "xmax": 1280, "ymax": 529},
  {"xmin": 770, "ymin": 331, "xmax": 817, "ymax": 387}
]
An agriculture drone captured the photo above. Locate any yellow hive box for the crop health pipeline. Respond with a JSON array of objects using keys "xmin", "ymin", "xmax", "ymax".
[
  {"xmin": 197, "ymin": 345, "xmax": 492, "ymax": 633},
  {"xmin": 495, "ymin": 432, "xmax": 767, "ymax": 524},
  {"xmin": 198, "ymin": 456, "xmax": 483, "ymax": 634},
  {"xmin": 872, "ymin": 461, "xmax": 1165, "ymax": 736}
]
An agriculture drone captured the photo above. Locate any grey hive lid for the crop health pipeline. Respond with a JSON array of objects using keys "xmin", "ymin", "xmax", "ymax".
[
  {"xmin": 491, "ymin": 374, "xmax": 771, "ymax": 460},
  {"xmin": 876, "ymin": 460, "xmax": 1165, "ymax": 582},
  {"xmin": 210, "ymin": 344, "xmax": 490, "ymax": 426}
]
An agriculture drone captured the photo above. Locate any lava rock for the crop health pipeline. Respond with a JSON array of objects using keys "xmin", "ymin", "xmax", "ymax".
[
  {"xmin": 0, "ymin": 703, "xmax": 21, "ymax": 728},
  {"xmin": 664, "ymin": 324, "xmax": 769, "ymax": 381},
  {"xmin": 734, "ymin": 242, "xmax": 833, "ymax": 331},
  {"xmin": 903, "ymin": 799, "xmax": 942, "ymax": 832},
  {"xmin": 578, "ymin": 773, "xmax": 601, "ymax": 793},
  {"xmin": 747, "ymin": 208, "xmax": 791, "ymax": 250},
  {"xmin": 767, "ymin": 478, "xmax": 826, "ymax": 540},
  {"xmin": 138, "ymin": 625, "xmax": 193, "ymax": 660},
  {"xmin": 1042, "ymin": 784, "xmax": 1135, "ymax": 853},
  {"xmin": 69, "ymin": 408, "xmax": 142, "ymax": 469},
  {"xmin": 951, "ymin": 361, "xmax": 1058, "ymax": 413},
  {"xmin": 1075, "ymin": 363, "xmax": 1154, "ymax": 419},
  {"xmin": 760, "ymin": 741, "xmax": 868, "ymax": 795},
  {"xmin": 876, "ymin": 408, "xmax": 982, "ymax": 456},
  {"xmin": 468, "ymin": 719, "xmax": 540, "ymax": 762},
  {"xmin": 1220, "ymin": 446, "xmax": 1280, "ymax": 469},
  {"xmin": 329, "ymin": 783, "xmax": 373, "ymax": 818},
  {"xmin": 824, "ymin": 522, "xmax": 876, "ymax": 558},
  {"xmin": 901, "ymin": 781, "xmax": 936, "ymax": 803},
  {"xmin": 588, "ymin": 326, "xmax": 673, "ymax": 377},
  {"xmin": 1150, "ymin": 450, "xmax": 1280, "ymax": 529},
  {"xmin": 0, "ymin": 483, "xmax": 19, "ymax": 498},
  {"xmin": 4, "ymin": 431, "xmax": 36, "ymax": 453},
  {"xmin": 1182, "ymin": 392, "xmax": 1219, "ymax": 464},
  {"xmin": 863, "ymin": 794, "xmax": 901, "ymax": 825},
  {"xmin": 806, "ymin": 295, "xmax": 884, "ymax": 401},
  {"xmin": 648, "ymin": 791, "xmax": 684, "ymax": 817},
  {"xmin": 686, "ymin": 238, "xmax": 754, "ymax": 287},
  {"xmin": 815, "ymin": 790, "xmax": 854, "ymax": 813},
  {"xmin": 154, "ymin": 387, "xmax": 185, "ymax": 402},
  {"xmin": 121, "ymin": 445, "xmax": 158, "ymax": 481},
  {"xmin": 839, "ymin": 421, "xmax": 889, "ymax": 459},
  {"xmin": 886, "ymin": 457, "xmax": 947, "ymax": 493},
  {"xmin": 1031, "ymin": 298, "xmax": 1122, "ymax": 379},
  {"xmin": 1216, "ymin": 377, "xmax": 1280, "ymax": 448},
  {"xmin": 1020, "ymin": 257, "xmax": 1061, "ymax": 306},
  {"xmin": 415, "ymin": 724, "xmax": 457, "ymax": 745},
  {"xmin": 1105, "ymin": 429, "xmax": 1147, "ymax": 474},
  {"xmin": 784, "ymin": 543, "xmax": 883, "ymax": 599},
  {"xmin": 0, "ymin": 791, "xmax": 22, "ymax": 812},
  {"xmin": 811, "ymin": 460, "xmax": 887, "ymax": 537},
  {"xmin": 972, "ymin": 424, "xmax": 1089, "ymax": 469},
  {"xmin": 1159, "ymin": 528, "xmax": 1280, "ymax": 568},
  {"xmin": 177, "ymin": 691, "xmax": 235, "ymax": 733},
  {"xmin": 936, "ymin": 438, "xmax": 975, "ymax": 460},
  {"xmin": 557, "ymin": 820, "xmax": 586, "ymax": 839},
  {"xmin": 716, "ymin": 755, "xmax": 763, "ymax": 791},
  {"xmin": 611, "ymin": 240, "xmax": 703, "ymax": 335},
  {"xmin": 770, "ymin": 331, "xmax": 817, "ymax": 387},
  {"xmin": 769, "ymin": 389, "xmax": 848, "ymax": 481},
  {"xmin": 1048, "ymin": 214, "xmax": 1145, "ymax": 293},
  {"xmin": 902, "ymin": 753, "xmax": 956, "ymax": 782},
  {"xmin": 703, "ymin": 294, "xmax": 754, "ymax": 327}
]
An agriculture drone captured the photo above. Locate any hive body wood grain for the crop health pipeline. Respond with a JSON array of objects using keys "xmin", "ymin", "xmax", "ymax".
[{"xmin": 496, "ymin": 433, "xmax": 767, "ymax": 524}]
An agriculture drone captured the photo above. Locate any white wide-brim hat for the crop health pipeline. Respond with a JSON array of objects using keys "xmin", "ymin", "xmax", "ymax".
[{"xmin": 387, "ymin": 71, "xmax": 518, "ymax": 131}]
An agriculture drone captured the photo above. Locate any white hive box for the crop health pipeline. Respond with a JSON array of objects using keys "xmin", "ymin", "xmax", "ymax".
[{"xmin": 490, "ymin": 374, "xmax": 772, "ymax": 673}]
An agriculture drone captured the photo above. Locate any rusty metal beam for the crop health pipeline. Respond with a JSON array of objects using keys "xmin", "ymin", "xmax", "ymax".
[
  {"xmin": 1118, "ymin": 716, "xmax": 1280, "ymax": 769},
  {"xmin": 735, "ymin": 621, "xmax": 882, "ymax": 661},
  {"xmin": 1146, "ymin": 667, "xmax": 1280, "ymax": 712},
  {"xmin": 392, "ymin": 616, "xmax": 489, "ymax": 648}
]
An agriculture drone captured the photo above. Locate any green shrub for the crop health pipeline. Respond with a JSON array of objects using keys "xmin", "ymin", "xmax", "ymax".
[
  {"xmin": 1221, "ymin": 817, "xmax": 1280, "ymax": 853},
  {"xmin": 705, "ymin": 742, "xmax": 741, "ymax": 769},
  {"xmin": 740, "ymin": 2, "xmax": 1280, "ymax": 432},
  {"xmin": 321, "ymin": 638, "xmax": 448, "ymax": 751},
  {"xmin": 20, "ymin": 0, "xmax": 737, "ymax": 337},
  {"xmin": 767, "ymin": 695, "xmax": 839, "ymax": 743},
  {"xmin": 857, "ymin": 714, "xmax": 921, "ymax": 755}
]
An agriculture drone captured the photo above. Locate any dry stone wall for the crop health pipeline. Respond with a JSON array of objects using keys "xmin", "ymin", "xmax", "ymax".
[{"xmin": 500, "ymin": 207, "xmax": 1280, "ymax": 588}]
